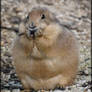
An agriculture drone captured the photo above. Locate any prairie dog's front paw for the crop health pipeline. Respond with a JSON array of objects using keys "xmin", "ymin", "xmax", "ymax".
[{"xmin": 35, "ymin": 30, "xmax": 43, "ymax": 37}]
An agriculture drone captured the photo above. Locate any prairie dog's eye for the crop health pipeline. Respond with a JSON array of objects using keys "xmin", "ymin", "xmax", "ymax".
[
  {"xmin": 26, "ymin": 15, "xmax": 29, "ymax": 20},
  {"xmin": 41, "ymin": 14, "xmax": 45, "ymax": 20}
]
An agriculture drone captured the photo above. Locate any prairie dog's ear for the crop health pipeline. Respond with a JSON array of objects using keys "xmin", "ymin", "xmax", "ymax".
[
  {"xmin": 47, "ymin": 10, "xmax": 57, "ymax": 22},
  {"xmin": 19, "ymin": 22, "xmax": 26, "ymax": 34}
]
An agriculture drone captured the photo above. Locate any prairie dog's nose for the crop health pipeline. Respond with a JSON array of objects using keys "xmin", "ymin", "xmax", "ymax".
[
  {"xmin": 28, "ymin": 22, "xmax": 38, "ymax": 35},
  {"xmin": 29, "ymin": 22, "xmax": 36, "ymax": 29}
]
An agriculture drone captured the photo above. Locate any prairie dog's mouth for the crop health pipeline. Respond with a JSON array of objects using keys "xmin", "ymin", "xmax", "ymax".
[
  {"xmin": 28, "ymin": 27, "xmax": 38, "ymax": 39},
  {"xmin": 26, "ymin": 27, "xmax": 43, "ymax": 39}
]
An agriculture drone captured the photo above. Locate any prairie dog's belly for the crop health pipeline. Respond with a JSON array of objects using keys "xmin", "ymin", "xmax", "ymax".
[
  {"xmin": 21, "ymin": 57, "xmax": 61, "ymax": 79},
  {"xmin": 23, "ymin": 46, "xmax": 61, "ymax": 79},
  {"xmin": 15, "ymin": 46, "xmax": 61, "ymax": 79}
]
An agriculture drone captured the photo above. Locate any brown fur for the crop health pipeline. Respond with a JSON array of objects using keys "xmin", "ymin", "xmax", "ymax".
[{"xmin": 12, "ymin": 6, "xmax": 79, "ymax": 91}]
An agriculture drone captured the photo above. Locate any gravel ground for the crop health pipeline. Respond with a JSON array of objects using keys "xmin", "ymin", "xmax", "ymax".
[{"xmin": 1, "ymin": 0, "xmax": 91, "ymax": 92}]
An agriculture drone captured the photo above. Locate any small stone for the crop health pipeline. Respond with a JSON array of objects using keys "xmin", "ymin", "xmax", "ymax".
[
  {"xmin": 9, "ymin": 16, "xmax": 21, "ymax": 24},
  {"xmin": 3, "ymin": 31, "xmax": 7, "ymax": 36},
  {"xmin": 1, "ymin": 90, "xmax": 10, "ymax": 92},
  {"xmin": 68, "ymin": 87, "xmax": 71, "ymax": 90},
  {"xmin": 87, "ymin": 89, "xmax": 91, "ymax": 92},
  {"xmin": 1, "ymin": 41, "xmax": 4, "ymax": 46},
  {"xmin": 84, "ymin": 70, "xmax": 89, "ymax": 75},
  {"xmin": 12, "ymin": 89, "xmax": 20, "ymax": 92},
  {"xmin": 4, "ymin": 51, "xmax": 11, "ymax": 57},
  {"xmin": 54, "ymin": 90, "xmax": 64, "ymax": 92}
]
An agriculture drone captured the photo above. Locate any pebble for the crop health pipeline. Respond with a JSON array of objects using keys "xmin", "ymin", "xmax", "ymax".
[
  {"xmin": 1, "ymin": 41, "xmax": 4, "ymax": 46},
  {"xmin": 84, "ymin": 70, "xmax": 89, "ymax": 75},
  {"xmin": 9, "ymin": 16, "xmax": 21, "ymax": 24},
  {"xmin": 54, "ymin": 90, "xmax": 64, "ymax": 92},
  {"xmin": 1, "ymin": 90, "xmax": 10, "ymax": 92},
  {"xmin": 12, "ymin": 89, "xmax": 20, "ymax": 92},
  {"xmin": 4, "ymin": 51, "xmax": 11, "ymax": 57},
  {"xmin": 87, "ymin": 89, "xmax": 91, "ymax": 92}
]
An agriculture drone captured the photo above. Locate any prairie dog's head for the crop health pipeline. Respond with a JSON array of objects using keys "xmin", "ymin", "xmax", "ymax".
[{"xmin": 21, "ymin": 6, "xmax": 57, "ymax": 39}]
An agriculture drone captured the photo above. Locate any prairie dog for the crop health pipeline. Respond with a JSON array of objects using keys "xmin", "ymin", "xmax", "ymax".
[{"xmin": 12, "ymin": 6, "xmax": 79, "ymax": 91}]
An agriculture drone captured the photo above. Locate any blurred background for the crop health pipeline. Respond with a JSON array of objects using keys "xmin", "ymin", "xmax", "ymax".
[{"xmin": 1, "ymin": 0, "xmax": 91, "ymax": 92}]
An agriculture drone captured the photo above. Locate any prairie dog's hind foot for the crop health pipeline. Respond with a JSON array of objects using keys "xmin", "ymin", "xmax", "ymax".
[{"xmin": 59, "ymin": 75, "xmax": 75, "ymax": 88}]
